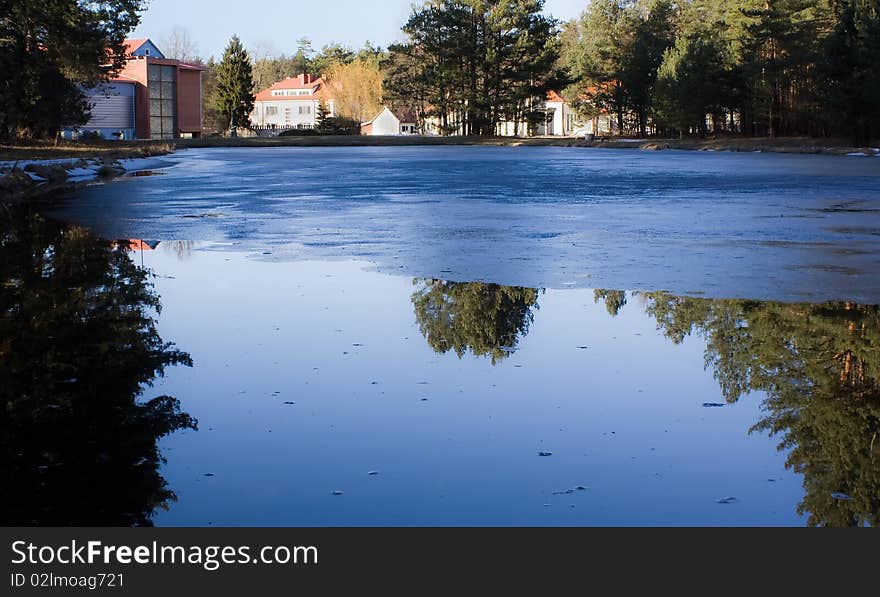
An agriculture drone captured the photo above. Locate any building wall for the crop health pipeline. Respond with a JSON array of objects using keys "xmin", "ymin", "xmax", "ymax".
[
  {"xmin": 548, "ymin": 101, "xmax": 567, "ymax": 136},
  {"xmin": 147, "ymin": 63, "xmax": 177, "ymax": 140},
  {"xmin": 177, "ymin": 68, "xmax": 202, "ymax": 136},
  {"xmin": 366, "ymin": 109, "xmax": 402, "ymax": 135},
  {"xmin": 66, "ymin": 82, "xmax": 136, "ymax": 140},
  {"xmin": 118, "ymin": 57, "xmax": 203, "ymax": 139},
  {"xmin": 130, "ymin": 40, "xmax": 165, "ymax": 59},
  {"xmin": 65, "ymin": 42, "xmax": 203, "ymax": 140},
  {"xmin": 251, "ymin": 99, "xmax": 334, "ymax": 128},
  {"xmin": 117, "ymin": 59, "xmax": 149, "ymax": 138}
]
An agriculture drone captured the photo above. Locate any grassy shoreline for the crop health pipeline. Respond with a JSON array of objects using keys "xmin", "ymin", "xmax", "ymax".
[
  {"xmin": 2, "ymin": 136, "xmax": 877, "ymax": 161},
  {"xmin": 0, "ymin": 140, "xmax": 175, "ymax": 163},
  {"xmin": 176, "ymin": 134, "xmax": 879, "ymax": 156}
]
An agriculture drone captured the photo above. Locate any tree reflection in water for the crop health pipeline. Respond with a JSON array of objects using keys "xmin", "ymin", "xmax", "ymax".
[
  {"xmin": 412, "ymin": 280, "xmax": 540, "ymax": 364},
  {"xmin": 0, "ymin": 210, "xmax": 195, "ymax": 526},
  {"xmin": 597, "ymin": 290, "xmax": 880, "ymax": 527}
]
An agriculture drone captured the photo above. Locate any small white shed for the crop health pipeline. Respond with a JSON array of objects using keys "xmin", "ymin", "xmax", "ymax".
[{"xmin": 361, "ymin": 107, "xmax": 417, "ymax": 136}]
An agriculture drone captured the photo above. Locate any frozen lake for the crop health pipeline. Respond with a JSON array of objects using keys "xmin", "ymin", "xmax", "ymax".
[
  {"xmin": 49, "ymin": 146, "xmax": 880, "ymax": 302},
  {"xmin": 5, "ymin": 146, "xmax": 879, "ymax": 527}
]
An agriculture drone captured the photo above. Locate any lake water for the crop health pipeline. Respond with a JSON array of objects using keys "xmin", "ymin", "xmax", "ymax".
[{"xmin": 4, "ymin": 147, "xmax": 880, "ymax": 526}]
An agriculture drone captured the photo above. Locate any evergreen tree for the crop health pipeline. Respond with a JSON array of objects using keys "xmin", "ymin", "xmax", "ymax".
[
  {"xmin": 212, "ymin": 36, "xmax": 255, "ymax": 132},
  {"xmin": 0, "ymin": 0, "xmax": 145, "ymax": 139},
  {"xmin": 653, "ymin": 32, "xmax": 729, "ymax": 135},
  {"xmin": 311, "ymin": 43, "xmax": 356, "ymax": 76},
  {"xmin": 387, "ymin": 0, "xmax": 561, "ymax": 136},
  {"xmin": 822, "ymin": 0, "xmax": 880, "ymax": 145},
  {"xmin": 567, "ymin": 0, "xmax": 674, "ymax": 136},
  {"xmin": 200, "ymin": 58, "xmax": 226, "ymax": 134},
  {"xmin": 556, "ymin": 0, "xmax": 878, "ymax": 142},
  {"xmin": 316, "ymin": 99, "xmax": 330, "ymax": 132}
]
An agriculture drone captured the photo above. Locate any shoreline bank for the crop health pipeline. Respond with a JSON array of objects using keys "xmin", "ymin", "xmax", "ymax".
[
  {"xmin": 3, "ymin": 135, "xmax": 877, "ymax": 203},
  {"xmin": 178, "ymin": 134, "xmax": 880, "ymax": 156},
  {"xmin": 0, "ymin": 141, "xmax": 174, "ymax": 202}
]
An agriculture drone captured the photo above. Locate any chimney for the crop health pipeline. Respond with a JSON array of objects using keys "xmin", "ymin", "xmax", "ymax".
[{"xmin": 299, "ymin": 74, "xmax": 312, "ymax": 85}]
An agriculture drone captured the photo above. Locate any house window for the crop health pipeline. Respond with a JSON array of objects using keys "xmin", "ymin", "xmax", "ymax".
[
  {"xmin": 148, "ymin": 65, "xmax": 176, "ymax": 140},
  {"xmin": 298, "ymin": 106, "xmax": 311, "ymax": 115},
  {"xmin": 266, "ymin": 106, "xmax": 278, "ymax": 116}
]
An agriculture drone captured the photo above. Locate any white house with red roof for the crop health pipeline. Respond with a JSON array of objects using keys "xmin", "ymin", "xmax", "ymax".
[{"xmin": 250, "ymin": 74, "xmax": 335, "ymax": 130}]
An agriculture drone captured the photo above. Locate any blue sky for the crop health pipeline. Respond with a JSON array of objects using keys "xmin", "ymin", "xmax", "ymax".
[{"xmin": 133, "ymin": 0, "xmax": 587, "ymax": 60}]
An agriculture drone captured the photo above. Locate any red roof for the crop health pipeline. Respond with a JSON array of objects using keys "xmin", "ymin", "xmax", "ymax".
[
  {"xmin": 546, "ymin": 90, "xmax": 565, "ymax": 102},
  {"xmin": 122, "ymin": 38, "xmax": 149, "ymax": 56},
  {"xmin": 255, "ymin": 74, "xmax": 329, "ymax": 102},
  {"xmin": 362, "ymin": 106, "xmax": 418, "ymax": 126}
]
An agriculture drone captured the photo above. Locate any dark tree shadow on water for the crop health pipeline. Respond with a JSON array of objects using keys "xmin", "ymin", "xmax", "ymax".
[
  {"xmin": 598, "ymin": 290, "xmax": 880, "ymax": 527},
  {"xmin": 0, "ymin": 209, "xmax": 195, "ymax": 526}
]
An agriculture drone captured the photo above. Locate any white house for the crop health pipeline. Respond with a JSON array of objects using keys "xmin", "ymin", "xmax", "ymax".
[
  {"xmin": 250, "ymin": 74, "xmax": 335, "ymax": 130},
  {"xmin": 423, "ymin": 90, "xmax": 618, "ymax": 137},
  {"xmin": 361, "ymin": 107, "xmax": 418, "ymax": 136},
  {"xmin": 495, "ymin": 91, "xmax": 577, "ymax": 136}
]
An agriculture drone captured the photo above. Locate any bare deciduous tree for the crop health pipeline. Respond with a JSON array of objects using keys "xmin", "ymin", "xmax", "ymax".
[{"xmin": 161, "ymin": 26, "xmax": 199, "ymax": 62}]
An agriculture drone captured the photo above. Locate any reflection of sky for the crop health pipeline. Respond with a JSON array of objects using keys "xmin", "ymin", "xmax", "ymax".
[{"xmin": 142, "ymin": 247, "xmax": 805, "ymax": 526}]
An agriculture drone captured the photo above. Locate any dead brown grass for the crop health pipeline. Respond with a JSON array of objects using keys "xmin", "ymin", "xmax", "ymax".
[{"xmin": 0, "ymin": 140, "xmax": 175, "ymax": 162}]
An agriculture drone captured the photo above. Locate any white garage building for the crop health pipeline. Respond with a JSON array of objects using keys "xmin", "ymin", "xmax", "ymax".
[{"xmin": 361, "ymin": 107, "xmax": 418, "ymax": 136}]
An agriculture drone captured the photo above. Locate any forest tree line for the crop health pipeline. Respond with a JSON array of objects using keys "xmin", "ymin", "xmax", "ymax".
[
  {"xmin": 205, "ymin": 0, "xmax": 880, "ymax": 142},
  {"xmin": 562, "ymin": 0, "xmax": 880, "ymax": 143},
  {"xmin": 1, "ymin": 0, "xmax": 878, "ymax": 141}
]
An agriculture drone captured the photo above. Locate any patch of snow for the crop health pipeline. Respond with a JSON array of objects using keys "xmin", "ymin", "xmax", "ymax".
[
  {"xmin": 66, "ymin": 166, "xmax": 101, "ymax": 181},
  {"xmin": 846, "ymin": 152, "xmax": 869, "ymax": 157},
  {"xmin": 25, "ymin": 172, "xmax": 48, "ymax": 182},
  {"xmin": 0, "ymin": 158, "xmax": 83, "ymax": 171},
  {"xmin": 118, "ymin": 156, "xmax": 174, "ymax": 172}
]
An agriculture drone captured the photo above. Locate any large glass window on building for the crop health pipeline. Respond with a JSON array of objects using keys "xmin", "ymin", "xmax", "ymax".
[{"xmin": 148, "ymin": 65, "xmax": 177, "ymax": 139}]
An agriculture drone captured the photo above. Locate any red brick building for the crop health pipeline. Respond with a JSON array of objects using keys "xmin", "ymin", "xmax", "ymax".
[{"xmin": 68, "ymin": 39, "xmax": 206, "ymax": 140}]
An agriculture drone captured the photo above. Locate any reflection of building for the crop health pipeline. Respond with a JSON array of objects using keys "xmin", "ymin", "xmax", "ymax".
[
  {"xmin": 251, "ymin": 74, "xmax": 335, "ymax": 130},
  {"xmin": 361, "ymin": 107, "xmax": 418, "ymax": 135},
  {"xmin": 126, "ymin": 239, "xmax": 160, "ymax": 251},
  {"xmin": 65, "ymin": 39, "xmax": 206, "ymax": 140}
]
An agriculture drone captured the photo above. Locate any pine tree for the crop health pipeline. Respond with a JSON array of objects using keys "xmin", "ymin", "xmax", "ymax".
[
  {"xmin": 316, "ymin": 100, "xmax": 330, "ymax": 133},
  {"xmin": 386, "ymin": 0, "xmax": 560, "ymax": 137},
  {"xmin": 823, "ymin": 0, "xmax": 880, "ymax": 145},
  {"xmin": 0, "ymin": 0, "xmax": 145, "ymax": 139},
  {"xmin": 212, "ymin": 36, "xmax": 255, "ymax": 134}
]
